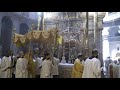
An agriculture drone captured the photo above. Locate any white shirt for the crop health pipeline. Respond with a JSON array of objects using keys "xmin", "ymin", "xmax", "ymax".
[{"xmin": 82, "ymin": 58, "xmax": 101, "ymax": 78}]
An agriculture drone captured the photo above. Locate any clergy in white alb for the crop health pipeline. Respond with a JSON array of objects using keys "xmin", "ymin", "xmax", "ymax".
[
  {"xmin": 33, "ymin": 56, "xmax": 42, "ymax": 78},
  {"xmin": 52, "ymin": 56, "xmax": 60, "ymax": 78},
  {"xmin": 1, "ymin": 56, "xmax": 12, "ymax": 78},
  {"xmin": 82, "ymin": 49, "xmax": 102, "ymax": 78},
  {"xmin": 40, "ymin": 52, "xmax": 53, "ymax": 78},
  {"xmin": 15, "ymin": 51, "xmax": 28, "ymax": 78}
]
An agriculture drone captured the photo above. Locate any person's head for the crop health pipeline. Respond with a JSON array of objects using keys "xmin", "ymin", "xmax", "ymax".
[
  {"xmin": 5, "ymin": 51, "xmax": 10, "ymax": 57},
  {"xmin": 114, "ymin": 60, "xmax": 117, "ymax": 64},
  {"xmin": 77, "ymin": 53, "xmax": 83, "ymax": 60},
  {"xmin": 118, "ymin": 58, "xmax": 120, "ymax": 62},
  {"xmin": 8, "ymin": 50, "xmax": 13, "ymax": 56},
  {"xmin": 19, "ymin": 51, "xmax": 24, "ymax": 58},
  {"xmin": 44, "ymin": 52, "xmax": 51, "ymax": 60},
  {"xmin": 34, "ymin": 48, "xmax": 39, "ymax": 54},
  {"xmin": 92, "ymin": 49, "xmax": 98, "ymax": 58}
]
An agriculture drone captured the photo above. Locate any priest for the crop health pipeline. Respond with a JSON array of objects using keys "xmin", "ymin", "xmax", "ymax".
[
  {"xmin": 82, "ymin": 49, "xmax": 102, "ymax": 78},
  {"xmin": 1, "ymin": 51, "xmax": 12, "ymax": 78},
  {"xmin": 52, "ymin": 53, "xmax": 60, "ymax": 78},
  {"xmin": 33, "ymin": 48, "xmax": 42, "ymax": 78},
  {"xmin": 15, "ymin": 51, "xmax": 28, "ymax": 78},
  {"xmin": 41, "ymin": 52, "xmax": 54, "ymax": 78},
  {"xmin": 71, "ymin": 53, "xmax": 84, "ymax": 78}
]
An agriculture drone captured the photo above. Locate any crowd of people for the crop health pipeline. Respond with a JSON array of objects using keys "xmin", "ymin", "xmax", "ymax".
[
  {"xmin": 72, "ymin": 49, "xmax": 104, "ymax": 78},
  {"xmin": 104, "ymin": 57, "xmax": 120, "ymax": 78},
  {"xmin": 0, "ymin": 48, "xmax": 60, "ymax": 78},
  {"xmin": 0, "ymin": 48, "xmax": 115, "ymax": 78}
]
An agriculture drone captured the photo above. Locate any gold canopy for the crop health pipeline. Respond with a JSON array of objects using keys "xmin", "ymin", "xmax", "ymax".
[{"xmin": 13, "ymin": 28, "xmax": 60, "ymax": 47}]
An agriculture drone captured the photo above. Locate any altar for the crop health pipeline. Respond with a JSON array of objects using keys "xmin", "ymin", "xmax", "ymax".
[{"xmin": 58, "ymin": 63, "xmax": 74, "ymax": 78}]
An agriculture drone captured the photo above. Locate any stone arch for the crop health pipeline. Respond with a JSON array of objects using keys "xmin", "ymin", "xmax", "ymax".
[
  {"xmin": 1, "ymin": 16, "xmax": 13, "ymax": 56},
  {"xmin": 20, "ymin": 23, "xmax": 29, "ymax": 35}
]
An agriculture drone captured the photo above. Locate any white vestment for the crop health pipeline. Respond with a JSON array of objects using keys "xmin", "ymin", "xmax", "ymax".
[
  {"xmin": 82, "ymin": 58, "xmax": 101, "ymax": 78},
  {"xmin": 81, "ymin": 60, "xmax": 85, "ymax": 65},
  {"xmin": 41, "ymin": 60, "xmax": 53, "ymax": 78},
  {"xmin": 52, "ymin": 57, "xmax": 60, "ymax": 75},
  {"xmin": 1, "ymin": 56, "xmax": 12, "ymax": 78},
  {"xmin": 33, "ymin": 57, "xmax": 42, "ymax": 75},
  {"xmin": 15, "ymin": 58, "xmax": 28, "ymax": 78}
]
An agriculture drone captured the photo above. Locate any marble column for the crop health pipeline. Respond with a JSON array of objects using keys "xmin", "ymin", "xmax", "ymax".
[
  {"xmin": 93, "ymin": 12, "xmax": 98, "ymax": 48},
  {"xmin": 84, "ymin": 12, "xmax": 89, "ymax": 57},
  {"xmin": 96, "ymin": 28, "xmax": 103, "ymax": 66}
]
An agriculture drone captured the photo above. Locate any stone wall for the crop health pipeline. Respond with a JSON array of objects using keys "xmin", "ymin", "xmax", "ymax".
[
  {"xmin": 0, "ymin": 12, "xmax": 37, "ymax": 56},
  {"xmin": 38, "ymin": 12, "xmax": 105, "ymax": 63}
]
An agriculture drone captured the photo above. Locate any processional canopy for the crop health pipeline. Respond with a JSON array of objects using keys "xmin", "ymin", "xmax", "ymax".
[{"xmin": 13, "ymin": 28, "xmax": 62, "ymax": 47}]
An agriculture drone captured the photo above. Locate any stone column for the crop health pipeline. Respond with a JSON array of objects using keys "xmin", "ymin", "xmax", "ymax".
[
  {"xmin": 93, "ymin": 12, "xmax": 98, "ymax": 48},
  {"xmin": 84, "ymin": 12, "xmax": 89, "ymax": 57},
  {"xmin": 96, "ymin": 28, "xmax": 103, "ymax": 66},
  {"xmin": 93, "ymin": 12, "xmax": 104, "ymax": 67},
  {"xmin": 40, "ymin": 12, "xmax": 44, "ymax": 31}
]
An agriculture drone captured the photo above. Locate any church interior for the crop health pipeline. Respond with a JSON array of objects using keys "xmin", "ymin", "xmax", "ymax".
[{"xmin": 0, "ymin": 12, "xmax": 120, "ymax": 78}]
